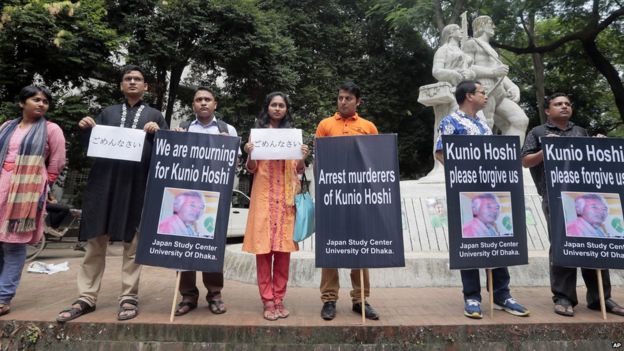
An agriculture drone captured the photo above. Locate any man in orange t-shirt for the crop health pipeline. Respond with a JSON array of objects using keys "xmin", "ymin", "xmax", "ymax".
[{"xmin": 315, "ymin": 81, "xmax": 379, "ymax": 321}]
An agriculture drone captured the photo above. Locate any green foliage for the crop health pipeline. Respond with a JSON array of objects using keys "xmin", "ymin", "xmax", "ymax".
[
  {"xmin": 0, "ymin": 0, "xmax": 120, "ymax": 202},
  {"xmin": 370, "ymin": 0, "xmax": 624, "ymax": 137},
  {"xmin": 182, "ymin": 0, "xmax": 436, "ymax": 178},
  {"xmin": 496, "ymin": 4, "xmax": 624, "ymax": 135},
  {"xmin": 121, "ymin": 0, "xmax": 301, "ymax": 125},
  {"xmin": 0, "ymin": 0, "xmax": 119, "ymax": 99}
]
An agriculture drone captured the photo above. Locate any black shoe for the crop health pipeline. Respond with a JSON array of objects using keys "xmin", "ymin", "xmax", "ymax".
[
  {"xmin": 321, "ymin": 301, "xmax": 336, "ymax": 320},
  {"xmin": 352, "ymin": 302, "xmax": 380, "ymax": 320}
]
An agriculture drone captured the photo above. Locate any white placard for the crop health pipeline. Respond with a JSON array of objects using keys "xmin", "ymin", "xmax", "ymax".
[
  {"xmin": 249, "ymin": 128, "xmax": 303, "ymax": 160},
  {"xmin": 87, "ymin": 125, "xmax": 146, "ymax": 162}
]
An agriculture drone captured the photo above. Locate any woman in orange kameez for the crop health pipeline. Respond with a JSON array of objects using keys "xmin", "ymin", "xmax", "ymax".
[{"xmin": 242, "ymin": 92, "xmax": 309, "ymax": 321}]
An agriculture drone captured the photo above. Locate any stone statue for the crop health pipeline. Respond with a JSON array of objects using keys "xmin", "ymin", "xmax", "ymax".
[
  {"xmin": 417, "ymin": 16, "xmax": 529, "ymax": 182},
  {"xmin": 432, "ymin": 24, "xmax": 477, "ymax": 116},
  {"xmin": 462, "ymin": 15, "xmax": 528, "ymax": 144},
  {"xmin": 419, "ymin": 24, "xmax": 477, "ymax": 180},
  {"xmin": 433, "ymin": 24, "xmax": 475, "ymax": 87}
]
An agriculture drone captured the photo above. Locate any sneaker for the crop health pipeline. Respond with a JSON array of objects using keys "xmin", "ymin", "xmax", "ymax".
[
  {"xmin": 352, "ymin": 302, "xmax": 380, "ymax": 320},
  {"xmin": 494, "ymin": 297, "xmax": 530, "ymax": 317},
  {"xmin": 464, "ymin": 299, "xmax": 482, "ymax": 319},
  {"xmin": 321, "ymin": 301, "xmax": 336, "ymax": 320}
]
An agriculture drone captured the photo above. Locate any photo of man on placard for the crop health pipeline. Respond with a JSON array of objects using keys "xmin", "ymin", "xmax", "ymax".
[
  {"xmin": 461, "ymin": 192, "xmax": 514, "ymax": 238},
  {"xmin": 158, "ymin": 188, "xmax": 220, "ymax": 239},
  {"xmin": 562, "ymin": 192, "xmax": 624, "ymax": 239}
]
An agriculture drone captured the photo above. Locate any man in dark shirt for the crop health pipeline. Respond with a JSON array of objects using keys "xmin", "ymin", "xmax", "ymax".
[
  {"xmin": 57, "ymin": 65, "xmax": 168, "ymax": 322},
  {"xmin": 521, "ymin": 93, "xmax": 624, "ymax": 317}
]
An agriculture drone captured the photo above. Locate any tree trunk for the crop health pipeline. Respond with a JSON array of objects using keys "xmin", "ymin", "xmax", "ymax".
[
  {"xmin": 165, "ymin": 64, "xmax": 185, "ymax": 126},
  {"xmin": 449, "ymin": 0, "xmax": 465, "ymax": 27},
  {"xmin": 531, "ymin": 52, "xmax": 546, "ymax": 123},
  {"xmin": 581, "ymin": 39, "xmax": 624, "ymax": 122},
  {"xmin": 524, "ymin": 11, "xmax": 546, "ymax": 124},
  {"xmin": 433, "ymin": 0, "xmax": 445, "ymax": 33},
  {"xmin": 154, "ymin": 67, "xmax": 167, "ymax": 111}
]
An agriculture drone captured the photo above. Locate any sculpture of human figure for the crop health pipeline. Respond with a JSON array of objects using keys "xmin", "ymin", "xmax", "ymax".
[
  {"xmin": 462, "ymin": 16, "xmax": 528, "ymax": 144},
  {"xmin": 423, "ymin": 24, "xmax": 477, "ymax": 180},
  {"xmin": 432, "ymin": 23, "xmax": 476, "ymax": 118}
]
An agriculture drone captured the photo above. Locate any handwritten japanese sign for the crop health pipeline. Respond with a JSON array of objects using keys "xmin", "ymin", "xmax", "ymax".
[
  {"xmin": 87, "ymin": 125, "xmax": 146, "ymax": 162},
  {"xmin": 249, "ymin": 128, "xmax": 303, "ymax": 160}
]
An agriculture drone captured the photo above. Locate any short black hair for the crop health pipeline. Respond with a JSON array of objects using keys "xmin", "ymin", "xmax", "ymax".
[
  {"xmin": 119, "ymin": 64, "xmax": 147, "ymax": 83},
  {"xmin": 18, "ymin": 85, "xmax": 54, "ymax": 110},
  {"xmin": 338, "ymin": 81, "xmax": 361, "ymax": 100},
  {"xmin": 455, "ymin": 80, "xmax": 481, "ymax": 105},
  {"xmin": 194, "ymin": 86, "xmax": 217, "ymax": 100},
  {"xmin": 544, "ymin": 92, "xmax": 571, "ymax": 110}
]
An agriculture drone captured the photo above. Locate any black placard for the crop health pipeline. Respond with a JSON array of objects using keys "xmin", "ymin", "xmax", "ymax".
[
  {"xmin": 544, "ymin": 137, "xmax": 624, "ymax": 269},
  {"xmin": 442, "ymin": 135, "xmax": 528, "ymax": 269},
  {"xmin": 314, "ymin": 134, "xmax": 404, "ymax": 268},
  {"xmin": 136, "ymin": 130, "xmax": 240, "ymax": 271}
]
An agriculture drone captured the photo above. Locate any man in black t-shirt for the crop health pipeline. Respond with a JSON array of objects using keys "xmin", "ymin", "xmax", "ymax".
[{"xmin": 521, "ymin": 93, "xmax": 624, "ymax": 317}]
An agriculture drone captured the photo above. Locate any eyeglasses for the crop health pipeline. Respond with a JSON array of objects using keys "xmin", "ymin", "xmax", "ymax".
[{"xmin": 472, "ymin": 90, "xmax": 487, "ymax": 96}]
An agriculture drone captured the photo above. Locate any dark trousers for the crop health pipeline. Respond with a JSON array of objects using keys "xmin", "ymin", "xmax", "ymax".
[
  {"xmin": 542, "ymin": 200, "xmax": 611, "ymax": 307},
  {"xmin": 460, "ymin": 268, "xmax": 511, "ymax": 302},
  {"xmin": 179, "ymin": 271, "xmax": 224, "ymax": 302}
]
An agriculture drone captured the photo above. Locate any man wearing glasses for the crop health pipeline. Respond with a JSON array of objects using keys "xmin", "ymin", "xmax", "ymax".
[
  {"xmin": 463, "ymin": 193, "xmax": 502, "ymax": 238},
  {"xmin": 158, "ymin": 191, "xmax": 207, "ymax": 237},
  {"xmin": 566, "ymin": 194, "xmax": 609, "ymax": 238},
  {"xmin": 435, "ymin": 80, "xmax": 529, "ymax": 319},
  {"xmin": 57, "ymin": 65, "xmax": 167, "ymax": 323}
]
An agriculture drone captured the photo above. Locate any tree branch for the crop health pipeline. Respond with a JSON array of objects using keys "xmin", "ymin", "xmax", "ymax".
[
  {"xmin": 596, "ymin": 6, "xmax": 624, "ymax": 33},
  {"xmin": 582, "ymin": 39, "xmax": 624, "ymax": 119},
  {"xmin": 493, "ymin": 31, "xmax": 583, "ymax": 53},
  {"xmin": 518, "ymin": 11, "xmax": 534, "ymax": 45},
  {"xmin": 449, "ymin": 0, "xmax": 465, "ymax": 25},
  {"xmin": 493, "ymin": 6, "xmax": 624, "ymax": 54},
  {"xmin": 433, "ymin": 0, "xmax": 445, "ymax": 33}
]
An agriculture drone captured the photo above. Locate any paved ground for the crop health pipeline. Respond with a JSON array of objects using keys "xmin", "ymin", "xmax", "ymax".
[{"xmin": 7, "ymin": 243, "xmax": 624, "ymax": 328}]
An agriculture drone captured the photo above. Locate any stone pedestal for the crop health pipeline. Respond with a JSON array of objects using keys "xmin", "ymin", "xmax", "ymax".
[{"xmin": 224, "ymin": 174, "xmax": 557, "ymax": 288}]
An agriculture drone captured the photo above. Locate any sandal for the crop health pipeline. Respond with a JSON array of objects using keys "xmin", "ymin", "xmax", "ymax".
[
  {"xmin": 175, "ymin": 301, "xmax": 197, "ymax": 316},
  {"xmin": 263, "ymin": 302, "xmax": 278, "ymax": 321},
  {"xmin": 117, "ymin": 299, "xmax": 139, "ymax": 321},
  {"xmin": 0, "ymin": 304, "xmax": 10, "ymax": 317},
  {"xmin": 208, "ymin": 299, "xmax": 227, "ymax": 314},
  {"xmin": 275, "ymin": 302, "xmax": 289, "ymax": 318},
  {"xmin": 554, "ymin": 299, "xmax": 574, "ymax": 317},
  {"xmin": 589, "ymin": 299, "xmax": 624, "ymax": 316},
  {"xmin": 56, "ymin": 300, "xmax": 95, "ymax": 323},
  {"xmin": 606, "ymin": 299, "xmax": 624, "ymax": 316}
]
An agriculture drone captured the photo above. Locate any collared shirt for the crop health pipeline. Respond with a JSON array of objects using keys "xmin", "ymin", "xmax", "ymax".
[
  {"xmin": 462, "ymin": 217, "xmax": 500, "ymax": 238},
  {"xmin": 434, "ymin": 110, "xmax": 491, "ymax": 151},
  {"xmin": 315, "ymin": 112, "xmax": 378, "ymax": 137},
  {"xmin": 187, "ymin": 117, "xmax": 240, "ymax": 156},
  {"xmin": 187, "ymin": 117, "xmax": 238, "ymax": 136},
  {"xmin": 521, "ymin": 120, "xmax": 588, "ymax": 198},
  {"xmin": 566, "ymin": 217, "xmax": 607, "ymax": 238},
  {"xmin": 158, "ymin": 214, "xmax": 200, "ymax": 237},
  {"xmin": 185, "ymin": 224, "xmax": 199, "ymax": 237}
]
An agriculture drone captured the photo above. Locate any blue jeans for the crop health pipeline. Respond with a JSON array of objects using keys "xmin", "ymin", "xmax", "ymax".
[
  {"xmin": 460, "ymin": 268, "xmax": 511, "ymax": 303},
  {"xmin": 0, "ymin": 243, "xmax": 27, "ymax": 304}
]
